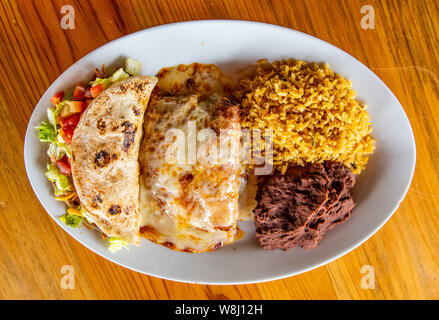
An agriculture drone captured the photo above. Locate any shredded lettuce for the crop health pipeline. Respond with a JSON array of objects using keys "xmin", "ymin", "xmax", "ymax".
[
  {"xmin": 45, "ymin": 164, "xmax": 74, "ymax": 196},
  {"xmin": 47, "ymin": 101, "xmax": 68, "ymax": 129},
  {"xmin": 110, "ymin": 68, "xmax": 130, "ymax": 82},
  {"xmin": 36, "ymin": 122, "xmax": 57, "ymax": 143},
  {"xmin": 47, "ymin": 142, "xmax": 65, "ymax": 160},
  {"xmin": 90, "ymin": 77, "xmax": 111, "ymax": 89},
  {"xmin": 47, "ymin": 108, "xmax": 56, "ymax": 127},
  {"xmin": 124, "ymin": 58, "xmax": 143, "ymax": 76},
  {"xmin": 90, "ymin": 68, "xmax": 130, "ymax": 89},
  {"xmin": 56, "ymin": 134, "xmax": 71, "ymax": 157},
  {"xmin": 56, "ymin": 141, "xmax": 71, "ymax": 158},
  {"xmin": 37, "ymin": 118, "xmax": 71, "ymax": 159},
  {"xmin": 79, "ymin": 207, "xmax": 95, "ymax": 224},
  {"xmin": 60, "ymin": 213, "xmax": 83, "ymax": 228},
  {"xmin": 61, "ymin": 144, "xmax": 71, "ymax": 158},
  {"xmin": 108, "ymin": 237, "xmax": 129, "ymax": 253}
]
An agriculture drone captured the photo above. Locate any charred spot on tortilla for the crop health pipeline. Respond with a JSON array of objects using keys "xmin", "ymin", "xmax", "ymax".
[
  {"xmin": 118, "ymin": 85, "xmax": 127, "ymax": 94},
  {"xmin": 136, "ymin": 83, "xmax": 146, "ymax": 92},
  {"xmin": 157, "ymin": 68, "xmax": 169, "ymax": 78},
  {"xmin": 132, "ymin": 106, "xmax": 140, "ymax": 116},
  {"xmin": 94, "ymin": 150, "xmax": 110, "ymax": 168},
  {"xmin": 186, "ymin": 78, "xmax": 195, "ymax": 89},
  {"xmin": 122, "ymin": 121, "xmax": 137, "ymax": 152},
  {"xmin": 97, "ymin": 119, "xmax": 106, "ymax": 135},
  {"xmin": 212, "ymin": 242, "xmax": 224, "ymax": 251},
  {"xmin": 179, "ymin": 173, "xmax": 194, "ymax": 186},
  {"xmin": 163, "ymin": 242, "xmax": 177, "ymax": 250},
  {"xmin": 109, "ymin": 205, "xmax": 121, "ymax": 215},
  {"xmin": 94, "ymin": 193, "xmax": 103, "ymax": 203}
]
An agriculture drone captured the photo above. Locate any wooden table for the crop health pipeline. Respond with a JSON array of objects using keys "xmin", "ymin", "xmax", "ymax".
[{"xmin": 0, "ymin": 0, "xmax": 438, "ymax": 300}]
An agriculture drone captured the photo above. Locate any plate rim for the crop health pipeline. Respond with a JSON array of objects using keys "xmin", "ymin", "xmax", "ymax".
[{"xmin": 24, "ymin": 19, "xmax": 417, "ymax": 285}]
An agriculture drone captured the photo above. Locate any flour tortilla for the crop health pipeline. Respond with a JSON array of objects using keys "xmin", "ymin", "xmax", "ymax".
[{"xmin": 71, "ymin": 75, "xmax": 157, "ymax": 244}]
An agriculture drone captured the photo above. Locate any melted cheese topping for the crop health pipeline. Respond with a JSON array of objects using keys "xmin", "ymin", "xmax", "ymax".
[
  {"xmin": 238, "ymin": 172, "xmax": 258, "ymax": 221},
  {"xmin": 139, "ymin": 64, "xmax": 242, "ymax": 252}
]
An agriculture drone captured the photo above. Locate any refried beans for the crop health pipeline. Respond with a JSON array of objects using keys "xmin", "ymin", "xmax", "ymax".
[{"xmin": 253, "ymin": 161, "xmax": 356, "ymax": 250}]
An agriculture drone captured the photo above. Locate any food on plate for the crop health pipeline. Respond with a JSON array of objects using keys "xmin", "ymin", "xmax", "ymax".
[
  {"xmin": 238, "ymin": 172, "xmax": 258, "ymax": 222},
  {"xmin": 37, "ymin": 59, "xmax": 158, "ymax": 250},
  {"xmin": 235, "ymin": 59, "xmax": 375, "ymax": 174},
  {"xmin": 235, "ymin": 59, "xmax": 375, "ymax": 250},
  {"xmin": 71, "ymin": 75, "xmax": 157, "ymax": 244},
  {"xmin": 154, "ymin": 63, "xmax": 233, "ymax": 98},
  {"xmin": 138, "ymin": 63, "xmax": 242, "ymax": 252},
  {"xmin": 37, "ymin": 57, "xmax": 375, "ymax": 253},
  {"xmin": 253, "ymin": 161, "xmax": 355, "ymax": 250}
]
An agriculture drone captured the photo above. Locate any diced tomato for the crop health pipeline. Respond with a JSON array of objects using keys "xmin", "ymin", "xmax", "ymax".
[
  {"xmin": 56, "ymin": 156, "xmax": 71, "ymax": 175},
  {"xmin": 73, "ymin": 84, "xmax": 87, "ymax": 100},
  {"xmin": 51, "ymin": 92, "xmax": 64, "ymax": 106},
  {"xmin": 90, "ymin": 84, "xmax": 104, "ymax": 98},
  {"xmin": 60, "ymin": 113, "xmax": 81, "ymax": 129},
  {"xmin": 59, "ymin": 113, "xmax": 81, "ymax": 145},
  {"xmin": 81, "ymin": 100, "xmax": 90, "ymax": 111},
  {"xmin": 59, "ymin": 127, "xmax": 74, "ymax": 144}
]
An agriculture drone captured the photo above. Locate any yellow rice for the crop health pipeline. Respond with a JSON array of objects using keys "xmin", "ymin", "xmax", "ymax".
[{"xmin": 236, "ymin": 59, "xmax": 375, "ymax": 174}]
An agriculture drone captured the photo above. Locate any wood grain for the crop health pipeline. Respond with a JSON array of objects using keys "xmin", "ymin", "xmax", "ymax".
[{"xmin": 0, "ymin": 0, "xmax": 438, "ymax": 299}]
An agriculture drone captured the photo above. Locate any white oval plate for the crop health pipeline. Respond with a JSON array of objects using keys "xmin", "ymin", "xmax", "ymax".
[{"xmin": 24, "ymin": 20, "xmax": 416, "ymax": 284}]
